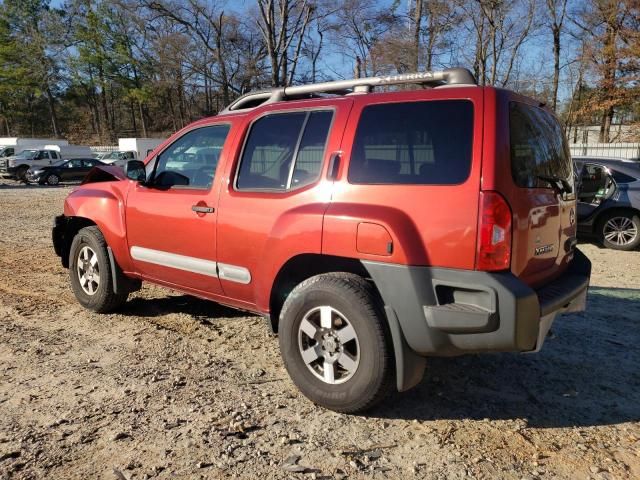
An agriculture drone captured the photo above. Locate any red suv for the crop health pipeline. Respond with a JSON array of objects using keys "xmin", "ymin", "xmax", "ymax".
[{"xmin": 53, "ymin": 68, "xmax": 591, "ymax": 412}]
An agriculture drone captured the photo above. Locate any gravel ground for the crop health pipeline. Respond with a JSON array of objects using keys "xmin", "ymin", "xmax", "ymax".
[{"xmin": 1, "ymin": 179, "xmax": 639, "ymax": 480}]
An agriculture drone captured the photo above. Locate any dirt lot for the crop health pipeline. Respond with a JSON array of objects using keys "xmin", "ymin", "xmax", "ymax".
[{"xmin": 1, "ymin": 179, "xmax": 639, "ymax": 480}]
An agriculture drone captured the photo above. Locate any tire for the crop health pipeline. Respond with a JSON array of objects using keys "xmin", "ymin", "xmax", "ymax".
[
  {"xmin": 279, "ymin": 273, "xmax": 394, "ymax": 413},
  {"xmin": 69, "ymin": 226, "xmax": 129, "ymax": 313},
  {"xmin": 46, "ymin": 173, "xmax": 60, "ymax": 186},
  {"xmin": 598, "ymin": 210, "xmax": 640, "ymax": 251},
  {"xmin": 15, "ymin": 166, "xmax": 28, "ymax": 182}
]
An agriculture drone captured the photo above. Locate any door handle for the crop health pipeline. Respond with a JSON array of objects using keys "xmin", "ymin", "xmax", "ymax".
[{"xmin": 192, "ymin": 205, "xmax": 214, "ymax": 214}]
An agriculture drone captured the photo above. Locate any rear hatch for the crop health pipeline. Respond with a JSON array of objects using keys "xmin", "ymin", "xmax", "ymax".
[{"xmin": 489, "ymin": 92, "xmax": 576, "ymax": 288}]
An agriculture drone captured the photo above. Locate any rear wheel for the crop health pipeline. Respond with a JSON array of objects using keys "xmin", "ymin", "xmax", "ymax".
[
  {"xmin": 46, "ymin": 173, "xmax": 60, "ymax": 186},
  {"xmin": 599, "ymin": 211, "xmax": 640, "ymax": 251},
  {"xmin": 15, "ymin": 166, "xmax": 28, "ymax": 182},
  {"xmin": 279, "ymin": 273, "xmax": 394, "ymax": 413},
  {"xmin": 69, "ymin": 226, "xmax": 129, "ymax": 312}
]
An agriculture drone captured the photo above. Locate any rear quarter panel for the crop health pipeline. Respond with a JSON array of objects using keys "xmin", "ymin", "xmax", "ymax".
[{"xmin": 323, "ymin": 87, "xmax": 484, "ymax": 269}]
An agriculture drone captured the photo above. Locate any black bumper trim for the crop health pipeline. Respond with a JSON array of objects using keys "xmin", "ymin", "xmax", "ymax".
[{"xmin": 362, "ymin": 249, "xmax": 591, "ymax": 357}]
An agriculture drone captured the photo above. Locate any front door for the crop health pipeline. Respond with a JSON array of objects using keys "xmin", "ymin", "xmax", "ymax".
[
  {"xmin": 61, "ymin": 159, "xmax": 85, "ymax": 181},
  {"xmin": 576, "ymin": 162, "xmax": 615, "ymax": 220},
  {"xmin": 125, "ymin": 123, "xmax": 232, "ymax": 295}
]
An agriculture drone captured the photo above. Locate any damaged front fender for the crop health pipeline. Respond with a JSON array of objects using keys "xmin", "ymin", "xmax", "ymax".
[{"xmin": 81, "ymin": 165, "xmax": 127, "ymax": 185}]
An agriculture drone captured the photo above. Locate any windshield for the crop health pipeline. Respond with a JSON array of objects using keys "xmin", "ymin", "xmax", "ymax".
[
  {"xmin": 14, "ymin": 149, "xmax": 38, "ymax": 159},
  {"xmin": 51, "ymin": 160, "xmax": 66, "ymax": 167},
  {"xmin": 103, "ymin": 151, "xmax": 121, "ymax": 160}
]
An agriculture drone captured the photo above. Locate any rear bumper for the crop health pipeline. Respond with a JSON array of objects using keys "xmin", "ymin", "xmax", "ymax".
[{"xmin": 362, "ymin": 248, "xmax": 591, "ymax": 357}]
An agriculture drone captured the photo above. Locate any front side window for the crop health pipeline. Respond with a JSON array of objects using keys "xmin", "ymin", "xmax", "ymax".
[
  {"xmin": 236, "ymin": 110, "xmax": 333, "ymax": 191},
  {"xmin": 348, "ymin": 100, "xmax": 473, "ymax": 185},
  {"xmin": 66, "ymin": 159, "xmax": 82, "ymax": 168},
  {"xmin": 510, "ymin": 102, "xmax": 573, "ymax": 189},
  {"xmin": 152, "ymin": 125, "xmax": 230, "ymax": 189}
]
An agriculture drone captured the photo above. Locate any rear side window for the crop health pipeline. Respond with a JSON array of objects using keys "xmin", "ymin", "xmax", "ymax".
[
  {"xmin": 348, "ymin": 100, "xmax": 473, "ymax": 185},
  {"xmin": 237, "ymin": 110, "xmax": 333, "ymax": 191},
  {"xmin": 610, "ymin": 169, "xmax": 637, "ymax": 184},
  {"xmin": 510, "ymin": 102, "xmax": 572, "ymax": 188}
]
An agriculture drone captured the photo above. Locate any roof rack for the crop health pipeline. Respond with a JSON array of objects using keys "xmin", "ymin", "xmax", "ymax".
[{"xmin": 221, "ymin": 67, "xmax": 476, "ymax": 113}]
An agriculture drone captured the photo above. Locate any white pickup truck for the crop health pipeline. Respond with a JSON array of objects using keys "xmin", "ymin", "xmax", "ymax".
[{"xmin": 0, "ymin": 145, "xmax": 93, "ymax": 180}]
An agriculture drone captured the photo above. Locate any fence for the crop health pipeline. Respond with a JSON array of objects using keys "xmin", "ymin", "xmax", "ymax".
[
  {"xmin": 569, "ymin": 143, "xmax": 640, "ymax": 160},
  {"xmin": 89, "ymin": 145, "xmax": 118, "ymax": 153}
]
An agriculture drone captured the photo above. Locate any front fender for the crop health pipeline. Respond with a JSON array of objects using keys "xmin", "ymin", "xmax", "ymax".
[{"xmin": 63, "ymin": 181, "xmax": 133, "ymax": 271}]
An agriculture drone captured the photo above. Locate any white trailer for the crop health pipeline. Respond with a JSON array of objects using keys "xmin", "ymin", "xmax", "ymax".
[
  {"xmin": 45, "ymin": 144, "xmax": 94, "ymax": 159},
  {"xmin": 0, "ymin": 137, "xmax": 69, "ymax": 158},
  {"xmin": 118, "ymin": 138, "xmax": 165, "ymax": 160}
]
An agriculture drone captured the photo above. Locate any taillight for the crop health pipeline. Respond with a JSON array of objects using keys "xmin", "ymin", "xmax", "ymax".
[{"xmin": 476, "ymin": 191, "xmax": 512, "ymax": 271}]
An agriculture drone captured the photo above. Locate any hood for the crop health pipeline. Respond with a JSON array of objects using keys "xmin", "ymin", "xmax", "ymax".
[{"xmin": 81, "ymin": 164, "xmax": 126, "ymax": 184}]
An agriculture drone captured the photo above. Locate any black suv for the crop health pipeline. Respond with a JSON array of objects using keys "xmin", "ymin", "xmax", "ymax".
[{"xmin": 574, "ymin": 156, "xmax": 640, "ymax": 250}]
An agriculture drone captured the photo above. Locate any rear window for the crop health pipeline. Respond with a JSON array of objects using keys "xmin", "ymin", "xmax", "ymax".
[
  {"xmin": 510, "ymin": 102, "xmax": 573, "ymax": 188},
  {"xmin": 348, "ymin": 100, "xmax": 473, "ymax": 185}
]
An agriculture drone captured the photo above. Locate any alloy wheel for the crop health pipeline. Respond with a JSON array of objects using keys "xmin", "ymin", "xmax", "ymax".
[
  {"xmin": 77, "ymin": 246, "xmax": 100, "ymax": 295},
  {"xmin": 298, "ymin": 305, "xmax": 360, "ymax": 385},
  {"xmin": 603, "ymin": 216, "xmax": 638, "ymax": 246}
]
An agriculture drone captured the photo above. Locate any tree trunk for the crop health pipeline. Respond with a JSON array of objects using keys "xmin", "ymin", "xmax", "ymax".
[
  {"xmin": 599, "ymin": 22, "xmax": 617, "ymax": 143},
  {"xmin": 279, "ymin": 0, "xmax": 289, "ymax": 86},
  {"xmin": 129, "ymin": 98, "xmax": 138, "ymax": 137},
  {"xmin": 215, "ymin": 12, "xmax": 231, "ymax": 105},
  {"xmin": 138, "ymin": 101, "xmax": 148, "ymax": 137},
  {"xmin": 412, "ymin": 0, "xmax": 423, "ymax": 71},
  {"xmin": 45, "ymin": 85, "xmax": 60, "ymax": 137},
  {"xmin": 551, "ymin": 27, "xmax": 561, "ymax": 111},
  {"xmin": 98, "ymin": 65, "xmax": 111, "ymax": 142}
]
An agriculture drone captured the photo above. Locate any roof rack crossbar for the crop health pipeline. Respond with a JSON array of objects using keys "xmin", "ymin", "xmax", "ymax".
[{"xmin": 222, "ymin": 67, "xmax": 476, "ymax": 113}]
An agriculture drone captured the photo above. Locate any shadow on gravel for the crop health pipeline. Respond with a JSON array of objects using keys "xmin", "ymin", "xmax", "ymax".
[
  {"xmin": 121, "ymin": 294, "xmax": 247, "ymax": 322},
  {"xmin": 371, "ymin": 287, "xmax": 640, "ymax": 429}
]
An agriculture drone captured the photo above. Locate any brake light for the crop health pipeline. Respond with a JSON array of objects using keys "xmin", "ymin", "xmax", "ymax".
[{"xmin": 476, "ymin": 191, "xmax": 512, "ymax": 271}]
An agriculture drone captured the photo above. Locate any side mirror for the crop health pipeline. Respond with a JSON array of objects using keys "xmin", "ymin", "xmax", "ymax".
[{"xmin": 124, "ymin": 160, "xmax": 146, "ymax": 182}]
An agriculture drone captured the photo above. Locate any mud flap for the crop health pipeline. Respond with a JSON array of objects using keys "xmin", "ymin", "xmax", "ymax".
[{"xmin": 384, "ymin": 306, "xmax": 427, "ymax": 392}]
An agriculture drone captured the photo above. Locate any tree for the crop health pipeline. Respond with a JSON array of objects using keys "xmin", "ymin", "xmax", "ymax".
[
  {"xmin": 0, "ymin": 0, "xmax": 66, "ymax": 137},
  {"xmin": 573, "ymin": 0, "xmax": 639, "ymax": 142},
  {"xmin": 545, "ymin": 0, "xmax": 569, "ymax": 111},
  {"xmin": 459, "ymin": 0, "xmax": 537, "ymax": 87},
  {"xmin": 256, "ymin": 0, "xmax": 316, "ymax": 86}
]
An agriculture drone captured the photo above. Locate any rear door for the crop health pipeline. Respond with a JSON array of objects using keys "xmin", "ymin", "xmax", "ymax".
[
  {"xmin": 216, "ymin": 99, "xmax": 349, "ymax": 307},
  {"xmin": 497, "ymin": 96, "xmax": 575, "ymax": 287}
]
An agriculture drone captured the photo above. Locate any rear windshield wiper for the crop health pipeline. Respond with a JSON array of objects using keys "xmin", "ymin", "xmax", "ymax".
[{"xmin": 537, "ymin": 175, "xmax": 572, "ymax": 195}]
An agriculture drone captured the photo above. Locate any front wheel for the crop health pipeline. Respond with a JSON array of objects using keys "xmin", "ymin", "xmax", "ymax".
[
  {"xmin": 15, "ymin": 166, "xmax": 28, "ymax": 182},
  {"xmin": 45, "ymin": 173, "xmax": 60, "ymax": 186},
  {"xmin": 279, "ymin": 273, "xmax": 394, "ymax": 413},
  {"xmin": 599, "ymin": 211, "xmax": 640, "ymax": 251},
  {"xmin": 69, "ymin": 226, "xmax": 129, "ymax": 312}
]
